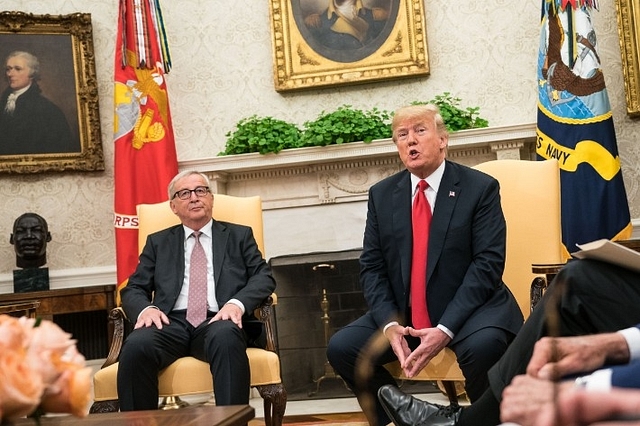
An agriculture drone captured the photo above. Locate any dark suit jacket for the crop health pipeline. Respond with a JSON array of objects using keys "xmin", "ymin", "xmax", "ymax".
[
  {"xmin": 0, "ymin": 83, "xmax": 76, "ymax": 155},
  {"xmin": 121, "ymin": 219, "xmax": 276, "ymax": 336},
  {"xmin": 360, "ymin": 160, "xmax": 523, "ymax": 343}
]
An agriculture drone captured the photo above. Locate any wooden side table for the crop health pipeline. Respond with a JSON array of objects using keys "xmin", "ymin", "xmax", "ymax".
[
  {"xmin": 0, "ymin": 285, "xmax": 116, "ymax": 359},
  {"xmin": 0, "ymin": 301, "xmax": 40, "ymax": 318}
]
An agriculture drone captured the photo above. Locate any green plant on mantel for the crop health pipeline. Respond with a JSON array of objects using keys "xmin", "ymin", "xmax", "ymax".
[
  {"xmin": 299, "ymin": 105, "xmax": 392, "ymax": 147},
  {"xmin": 220, "ymin": 115, "xmax": 302, "ymax": 155},
  {"xmin": 416, "ymin": 92, "xmax": 489, "ymax": 132},
  {"xmin": 218, "ymin": 93, "xmax": 488, "ymax": 156}
]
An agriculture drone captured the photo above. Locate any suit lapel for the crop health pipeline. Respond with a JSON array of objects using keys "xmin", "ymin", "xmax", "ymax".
[
  {"xmin": 393, "ymin": 171, "xmax": 413, "ymax": 291},
  {"xmin": 168, "ymin": 225, "xmax": 186, "ymax": 303},
  {"xmin": 211, "ymin": 219, "xmax": 228, "ymax": 291},
  {"xmin": 428, "ymin": 161, "xmax": 461, "ymax": 280}
]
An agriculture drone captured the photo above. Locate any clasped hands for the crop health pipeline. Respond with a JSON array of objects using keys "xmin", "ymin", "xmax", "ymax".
[
  {"xmin": 134, "ymin": 303, "xmax": 244, "ymax": 330},
  {"xmin": 385, "ymin": 324, "xmax": 452, "ymax": 378},
  {"xmin": 500, "ymin": 333, "xmax": 636, "ymax": 426}
]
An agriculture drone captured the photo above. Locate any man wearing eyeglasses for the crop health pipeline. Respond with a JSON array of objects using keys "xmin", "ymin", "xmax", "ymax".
[{"xmin": 117, "ymin": 170, "xmax": 276, "ymax": 411}]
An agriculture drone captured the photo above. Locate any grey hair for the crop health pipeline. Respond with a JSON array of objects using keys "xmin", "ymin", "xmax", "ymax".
[
  {"xmin": 6, "ymin": 51, "xmax": 40, "ymax": 80},
  {"xmin": 167, "ymin": 170, "xmax": 211, "ymax": 199}
]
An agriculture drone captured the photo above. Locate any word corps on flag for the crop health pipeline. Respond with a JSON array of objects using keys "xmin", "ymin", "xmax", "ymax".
[
  {"xmin": 536, "ymin": 0, "xmax": 632, "ymax": 255},
  {"xmin": 113, "ymin": 0, "xmax": 178, "ymax": 298}
]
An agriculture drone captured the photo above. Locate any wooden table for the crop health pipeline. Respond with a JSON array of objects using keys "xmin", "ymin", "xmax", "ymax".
[
  {"xmin": 0, "ymin": 286, "xmax": 116, "ymax": 359},
  {"xmin": 12, "ymin": 405, "xmax": 255, "ymax": 426},
  {"xmin": 0, "ymin": 285, "xmax": 116, "ymax": 319}
]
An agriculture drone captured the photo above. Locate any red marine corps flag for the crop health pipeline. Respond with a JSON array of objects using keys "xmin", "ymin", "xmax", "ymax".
[{"xmin": 113, "ymin": 0, "xmax": 178, "ymax": 301}]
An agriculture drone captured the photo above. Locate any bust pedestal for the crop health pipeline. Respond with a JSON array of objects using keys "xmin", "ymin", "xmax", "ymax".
[{"xmin": 13, "ymin": 267, "xmax": 50, "ymax": 293}]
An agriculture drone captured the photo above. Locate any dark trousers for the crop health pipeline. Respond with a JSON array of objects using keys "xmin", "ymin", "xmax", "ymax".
[
  {"xmin": 117, "ymin": 311, "xmax": 250, "ymax": 411},
  {"xmin": 488, "ymin": 258, "xmax": 640, "ymax": 399},
  {"xmin": 327, "ymin": 312, "xmax": 513, "ymax": 426}
]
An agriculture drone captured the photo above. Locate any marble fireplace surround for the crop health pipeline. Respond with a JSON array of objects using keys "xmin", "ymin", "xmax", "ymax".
[{"xmin": 182, "ymin": 123, "xmax": 537, "ymax": 259}]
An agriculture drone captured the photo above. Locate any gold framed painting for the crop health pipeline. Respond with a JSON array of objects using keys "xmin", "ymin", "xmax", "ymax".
[
  {"xmin": 0, "ymin": 11, "xmax": 104, "ymax": 173},
  {"xmin": 269, "ymin": 0, "xmax": 429, "ymax": 92},
  {"xmin": 616, "ymin": 0, "xmax": 640, "ymax": 117}
]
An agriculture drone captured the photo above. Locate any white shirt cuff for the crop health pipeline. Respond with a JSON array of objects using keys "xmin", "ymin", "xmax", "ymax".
[
  {"xmin": 137, "ymin": 305, "xmax": 159, "ymax": 322},
  {"xmin": 618, "ymin": 327, "xmax": 640, "ymax": 361},
  {"xmin": 383, "ymin": 321, "xmax": 399, "ymax": 334},
  {"xmin": 579, "ymin": 369, "xmax": 613, "ymax": 391},
  {"xmin": 437, "ymin": 324, "xmax": 454, "ymax": 339},
  {"xmin": 226, "ymin": 298, "xmax": 245, "ymax": 314}
]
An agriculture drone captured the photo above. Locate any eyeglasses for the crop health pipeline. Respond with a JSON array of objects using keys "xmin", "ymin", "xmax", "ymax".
[{"xmin": 172, "ymin": 186, "xmax": 210, "ymax": 200}]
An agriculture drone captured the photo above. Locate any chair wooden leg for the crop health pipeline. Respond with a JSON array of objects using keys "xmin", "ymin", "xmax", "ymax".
[
  {"xmin": 256, "ymin": 383, "xmax": 287, "ymax": 426},
  {"xmin": 159, "ymin": 395, "xmax": 190, "ymax": 410},
  {"xmin": 440, "ymin": 381, "xmax": 460, "ymax": 408},
  {"xmin": 89, "ymin": 399, "xmax": 120, "ymax": 413}
]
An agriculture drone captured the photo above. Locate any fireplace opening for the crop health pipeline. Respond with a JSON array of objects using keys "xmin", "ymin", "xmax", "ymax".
[{"xmin": 269, "ymin": 249, "xmax": 441, "ymax": 401}]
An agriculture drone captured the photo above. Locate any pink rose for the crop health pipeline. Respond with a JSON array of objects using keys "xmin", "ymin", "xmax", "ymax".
[
  {"xmin": 40, "ymin": 367, "xmax": 92, "ymax": 417},
  {"xmin": 0, "ymin": 338, "xmax": 44, "ymax": 419},
  {"xmin": 26, "ymin": 319, "xmax": 83, "ymax": 385},
  {"xmin": 0, "ymin": 315, "xmax": 91, "ymax": 420}
]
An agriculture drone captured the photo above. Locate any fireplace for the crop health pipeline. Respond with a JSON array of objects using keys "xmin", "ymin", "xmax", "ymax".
[
  {"xmin": 269, "ymin": 250, "xmax": 365, "ymax": 397},
  {"xmin": 269, "ymin": 249, "xmax": 442, "ymax": 400}
]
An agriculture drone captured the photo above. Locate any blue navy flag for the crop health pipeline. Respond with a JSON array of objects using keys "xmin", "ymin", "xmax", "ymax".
[{"xmin": 536, "ymin": 0, "xmax": 632, "ymax": 256}]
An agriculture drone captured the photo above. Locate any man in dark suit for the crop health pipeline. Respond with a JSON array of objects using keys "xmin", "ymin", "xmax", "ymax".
[
  {"xmin": 377, "ymin": 258, "xmax": 640, "ymax": 425},
  {"xmin": 326, "ymin": 104, "xmax": 523, "ymax": 425},
  {"xmin": 117, "ymin": 170, "xmax": 276, "ymax": 410}
]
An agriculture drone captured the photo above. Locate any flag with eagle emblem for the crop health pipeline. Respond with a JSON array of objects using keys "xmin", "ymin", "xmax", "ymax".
[
  {"xmin": 113, "ymin": 0, "xmax": 178, "ymax": 301},
  {"xmin": 536, "ymin": 0, "xmax": 631, "ymax": 256}
]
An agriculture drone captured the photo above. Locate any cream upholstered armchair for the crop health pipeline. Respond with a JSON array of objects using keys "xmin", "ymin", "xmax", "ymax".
[
  {"xmin": 91, "ymin": 194, "xmax": 286, "ymax": 426},
  {"xmin": 385, "ymin": 159, "xmax": 564, "ymax": 406}
]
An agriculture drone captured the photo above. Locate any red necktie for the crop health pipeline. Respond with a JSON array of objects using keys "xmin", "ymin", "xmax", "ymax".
[
  {"xmin": 411, "ymin": 180, "xmax": 432, "ymax": 329},
  {"xmin": 187, "ymin": 231, "xmax": 208, "ymax": 327}
]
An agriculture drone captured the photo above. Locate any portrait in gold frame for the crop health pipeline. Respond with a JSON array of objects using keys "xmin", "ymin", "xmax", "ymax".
[
  {"xmin": 0, "ymin": 11, "xmax": 104, "ymax": 174},
  {"xmin": 616, "ymin": 0, "xmax": 640, "ymax": 117},
  {"xmin": 269, "ymin": 0, "xmax": 429, "ymax": 92}
]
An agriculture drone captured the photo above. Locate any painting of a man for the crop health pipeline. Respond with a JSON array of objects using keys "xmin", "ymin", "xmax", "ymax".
[
  {"xmin": 295, "ymin": 0, "xmax": 396, "ymax": 63},
  {"xmin": 305, "ymin": 0, "xmax": 389, "ymax": 50},
  {"xmin": 0, "ymin": 51, "xmax": 76, "ymax": 156}
]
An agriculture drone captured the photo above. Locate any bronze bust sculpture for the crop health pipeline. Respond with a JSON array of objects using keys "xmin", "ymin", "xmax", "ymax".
[{"xmin": 10, "ymin": 212, "xmax": 51, "ymax": 269}]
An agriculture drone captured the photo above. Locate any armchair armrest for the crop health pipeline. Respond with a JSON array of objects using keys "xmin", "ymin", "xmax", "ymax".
[
  {"xmin": 100, "ymin": 293, "xmax": 279, "ymax": 370},
  {"xmin": 254, "ymin": 293, "xmax": 278, "ymax": 353},
  {"xmin": 530, "ymin": 263, "xmax": 566, "ymax": 312},
  {"xmin": 100, "ymin": 307, "xmax": 126, "ymax": 369}
]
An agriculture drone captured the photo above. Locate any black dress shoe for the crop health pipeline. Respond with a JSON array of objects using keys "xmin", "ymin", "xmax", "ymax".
[{"xmin": 378, "ymin": 384, "xmax": 461, "ymax": 426}]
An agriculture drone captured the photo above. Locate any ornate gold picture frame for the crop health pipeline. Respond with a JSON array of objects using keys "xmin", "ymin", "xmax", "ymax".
[
  {"xmin": 0, "ymin": 11, "xmax": 104, "ymax": 174},
  {"xmin": 269, "ymin": 0, "xmax": 429, "ymax": 92},
  {"xmin": 616, "ymin": 0, "xmax": 640, "ymax": 117}
]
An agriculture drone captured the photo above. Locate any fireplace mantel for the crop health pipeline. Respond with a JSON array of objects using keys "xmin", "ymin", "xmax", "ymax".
[
  {"xmin": 182, "ymin": 123, "xmax": 536, "ymax": 210},
  {"xmin": 180, "ymin": 123, "xmax": 537, "ymax": 258}
]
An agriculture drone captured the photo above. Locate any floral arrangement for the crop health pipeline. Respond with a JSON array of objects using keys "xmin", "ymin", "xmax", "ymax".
[{"xmin": 0, "ymin": 314, "xmax": 91, "ymax": 422}]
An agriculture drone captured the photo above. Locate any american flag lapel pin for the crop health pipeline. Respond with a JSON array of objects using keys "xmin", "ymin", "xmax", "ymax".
[{"xmin": 449, "ymin": 191, "xmax": 456, "ymax": 197}]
